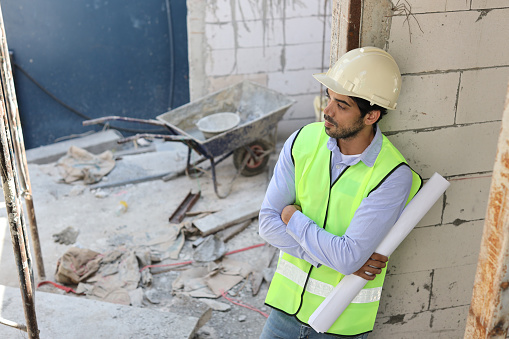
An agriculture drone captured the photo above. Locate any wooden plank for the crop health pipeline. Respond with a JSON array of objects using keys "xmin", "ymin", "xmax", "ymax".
[{"xmin": 192, "ymin": 201, "xmax": 261, "ymax": 236}]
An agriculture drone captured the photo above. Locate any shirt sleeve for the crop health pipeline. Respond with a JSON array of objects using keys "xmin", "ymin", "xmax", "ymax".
[
  {"xmin": 258, "ymin": 131, "xmax": 321, "ymax": 267},
  {"xmin": 285, "ymin": 165, "xmax": 414, "ymax": 275}
]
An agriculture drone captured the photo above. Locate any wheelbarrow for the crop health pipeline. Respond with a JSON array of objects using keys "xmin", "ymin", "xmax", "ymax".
[{"xmin": 83, "ymin": 81, "xmax": 295, "ymax": 198}]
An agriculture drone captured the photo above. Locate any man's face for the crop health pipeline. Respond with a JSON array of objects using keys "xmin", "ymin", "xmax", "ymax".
[{"xmin": 323, "ymin": 89, "xmax": 365, "ymax": 140}]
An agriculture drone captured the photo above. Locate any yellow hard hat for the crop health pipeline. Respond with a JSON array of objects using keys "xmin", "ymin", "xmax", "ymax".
[{"xmin": 313, "ymin": 47, "xmax": 401, "ymax": 110}]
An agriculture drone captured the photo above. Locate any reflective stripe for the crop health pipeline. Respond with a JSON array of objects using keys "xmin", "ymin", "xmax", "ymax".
[
  {"xmin": 276, "ymin": 255, "xmax": 308, "ymax": 286},
  {"xmin": 275, "ymin": 258, "xmax": 382, "ymax": 303},
  {"xmin": 352, "ymin": 287, "xmax": 382, "ymax": 303}
]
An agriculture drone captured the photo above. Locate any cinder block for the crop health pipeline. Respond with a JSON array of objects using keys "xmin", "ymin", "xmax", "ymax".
[
  {"xmin": 379, "ymin": 271, "xmax": 433, "ymax": 316},
  {"xmin": 392, "ymin": 0, "xmax": 469, "ymax": 13},
  {"xmin": 210, "ymin": 0, "xmax": 325, "ymax": 22},
  {"xmin": 430, "ymin": 264, "xmax": 477, "ymax": 310},
  {"xmin": 236, "ymin": 19, "xmax": 285, "ymax": 48},
  {"xmin": 205, "ymin": 0, "xmax": 231, "ymax": 22},
  {"xmin": 285, "ymin": 0, "xmax": 330, "ymax": 18},
  {"xmin": 388, "ymin": 9, "xmax": 509, "ymax": 73},
  {"xmin": 380, "ymin": 73, "xmax": 459, "ymax": 132},
  {"xmin": 268, "ymin": 69, "xmax": 323, "ymax": 95},
  {"xmin": 285, "ymin": 17, "xmax": 328, "ymax": 44},
  {"xmin": 456, "ymin": 67, "xmax": 509, "ymax": 124},
  {"xmin": 429, "ymin": 306, "xmax": 470, "ymax": 337},
  {"xmin": 205, "ymin": 23, "xmax": 235, "ymax": 50},
  {"xmin": 374, "ymin": 311, "xmax": 433, "ymax": 339},
  {"xmin": 471, "ymin": 0, "xmax": 509, "ymax": 9},
  {"xmin": 284, "ymin": 43, "xmax": 326, "ymax": 71},
  {"xmin": 375, "ymin": 306, "xmax": 469, "ymax": 338},
  {"xmin": 237, "ymin": 46, "xmax": 285, "ymax": 74},
  {"xmin": 442, "ymin": 174, "xmax": 492, "ymax": 224},
  {"xmin": 387, "ymin": 220, "xmax": 484, "ymax": 275},
  {"xmin": 387, "ymin": 122, "xmax": 500, "ymax": 178},
  {"xmin": 284, "ymin": 94, "xmax": 317, "ymax": 120},
  {"xmin": 205, "ymin": 49, "xmax": 237, "ymax": 76},
  {"xmin": 208, "ymin": 74, "xmax": 268, "ymax": 93}
]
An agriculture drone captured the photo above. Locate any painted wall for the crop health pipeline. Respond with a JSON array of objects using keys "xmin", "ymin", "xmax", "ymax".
[
  {"xmin": 188, "ymin": 0, "xmax": 509, "ymax": 337},
  {"xmin": 4, "ymin": 0, "xmax": 190, "ymax": 148}
]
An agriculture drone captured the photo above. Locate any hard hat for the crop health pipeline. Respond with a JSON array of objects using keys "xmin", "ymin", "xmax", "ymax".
[{"xmin": 313, "ymin": 47, "xmax": 401, "ymax": 110}]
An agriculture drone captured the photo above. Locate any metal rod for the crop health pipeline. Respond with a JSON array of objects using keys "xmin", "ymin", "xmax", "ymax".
[
  {"xmin": 117, "ymin": 133, "xmax": 192, "ymax": 144},
  {"xmin": 169, "ymin": 190, "xmax": 201, "ymax": 223},
  {"xmin": 82, "ymin": 115, "xmax": 168, "ymax": 127},
  {"xmin": 0, "ymin": 84, "xmax": 39, "ymax": 338},
  {"xmin": 464, "ymin": 84, "xmax": 509, "ymax": 338},
  {"xmin": 0, "ymin": 3, "xmax": 45, "ymax": 280},
  {"xmin": 0, "ymin": 317, "xmax": 28, "ymax": 332}
]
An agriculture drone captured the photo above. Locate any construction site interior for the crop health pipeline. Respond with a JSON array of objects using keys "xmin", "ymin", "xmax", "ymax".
[{"xmin": 1, "ymin": 0, "xmax": 509, "ymax": 338}]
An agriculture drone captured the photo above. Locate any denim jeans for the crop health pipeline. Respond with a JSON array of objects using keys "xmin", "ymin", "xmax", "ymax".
[{"xmin": 260, "ymin": 309, "xmax": 369, "ymax": 339}]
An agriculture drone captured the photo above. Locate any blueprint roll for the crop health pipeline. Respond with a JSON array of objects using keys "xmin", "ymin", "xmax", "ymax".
[{"xmin": 308, "ymin": 172, "xmax": 450, "ymax": 333}]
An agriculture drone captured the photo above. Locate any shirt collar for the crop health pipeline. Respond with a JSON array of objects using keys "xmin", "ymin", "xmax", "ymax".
[{"xmin": 326, "ymin": 125, "xmax": 382, "ymax": 168}]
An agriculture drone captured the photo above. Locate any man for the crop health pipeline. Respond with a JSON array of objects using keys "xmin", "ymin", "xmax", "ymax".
[{"xmin": 258, "ymin": 47, "xmax": 422, "ymax": 338}]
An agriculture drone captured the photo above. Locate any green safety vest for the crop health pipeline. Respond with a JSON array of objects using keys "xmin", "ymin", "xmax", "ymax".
[{"xmin": 265, "ymin": 122, "xmax": 422, "ymax": 336}]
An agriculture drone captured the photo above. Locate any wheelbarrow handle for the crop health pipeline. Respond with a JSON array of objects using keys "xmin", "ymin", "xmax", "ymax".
[
  {"xmin": 83, "ymin": 116, "xmax": 168, "ymax": 127},
  {"xmin": 118, "ymin": 133, "xmax": 192, "ymax": 144}
]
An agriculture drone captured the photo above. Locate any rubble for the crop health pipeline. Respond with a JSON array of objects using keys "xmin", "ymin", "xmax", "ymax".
[{"xmin": 0, "ymin": 136, "xmax": 275, "ymax": 338}]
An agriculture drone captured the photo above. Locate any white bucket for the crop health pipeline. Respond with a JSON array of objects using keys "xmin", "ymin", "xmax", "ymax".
[{"xmin": 196, "ymin": 112, "xmax": 240, "ymax": 139}]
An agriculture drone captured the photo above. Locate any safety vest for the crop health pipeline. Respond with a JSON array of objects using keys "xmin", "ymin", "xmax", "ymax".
[{"xmin": 265, "ymin": 122, "xmax": 422, "ymax": 335}]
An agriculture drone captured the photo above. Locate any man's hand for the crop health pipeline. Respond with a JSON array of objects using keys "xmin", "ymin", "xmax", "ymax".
[
  {"xmin": 353, "ymin": 253, "xmax": 388, "ymax": 280},
  {"xmin": 281, "ymin": 204, "xmax": 302, "ymax": 225}
]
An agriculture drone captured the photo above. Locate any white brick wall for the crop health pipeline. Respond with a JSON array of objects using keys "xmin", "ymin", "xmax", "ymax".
[{"xmin": 190, "ymin": 0, "xmax": 331, "ymax": 138}]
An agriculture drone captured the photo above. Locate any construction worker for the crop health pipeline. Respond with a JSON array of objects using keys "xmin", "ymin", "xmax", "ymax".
[{"xmin": 258, "ymin": 46, "xmax": 422, "ymax": 338}]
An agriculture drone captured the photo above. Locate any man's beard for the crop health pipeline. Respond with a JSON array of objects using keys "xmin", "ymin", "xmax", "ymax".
[{"xmin": 324, "ymin": 114, "xmax": 365, "ymax": 140}]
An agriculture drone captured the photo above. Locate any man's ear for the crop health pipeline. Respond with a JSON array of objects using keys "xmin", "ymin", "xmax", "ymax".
[{"xmin": 364, "ymin": 110, "xmax": 380, "ymax": 126}]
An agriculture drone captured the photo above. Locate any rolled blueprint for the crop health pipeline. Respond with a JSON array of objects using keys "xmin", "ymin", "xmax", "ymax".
[{"xmin": 308, "ymin": 172, "xmax": 450, "ymax": 333}]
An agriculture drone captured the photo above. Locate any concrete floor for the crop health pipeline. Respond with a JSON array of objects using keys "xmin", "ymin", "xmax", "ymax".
[{"xmin": 0, "ymin": 138, "xmax": 270, "ymax": 338}]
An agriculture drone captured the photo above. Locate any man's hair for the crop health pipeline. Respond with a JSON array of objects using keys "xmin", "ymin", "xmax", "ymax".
[{"xmin": 351, "ymin": 97, "xmax": 388, "ymax": 124}]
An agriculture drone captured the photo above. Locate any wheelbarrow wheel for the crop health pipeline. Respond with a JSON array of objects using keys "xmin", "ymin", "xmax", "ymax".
[{"xmin": 233, "ymin": 139, "xmax": 271, "ymax": 177}]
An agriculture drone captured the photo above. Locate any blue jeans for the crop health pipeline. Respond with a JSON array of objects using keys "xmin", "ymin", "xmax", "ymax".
[{"xmin": 260, "ymin": 309, "xmax": 369, "ymax": 339}]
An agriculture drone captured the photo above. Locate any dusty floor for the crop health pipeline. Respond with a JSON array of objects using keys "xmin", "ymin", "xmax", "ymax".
[{"xmin": 0, "ymin": 140, "xmax": 276, "ymax": 338}]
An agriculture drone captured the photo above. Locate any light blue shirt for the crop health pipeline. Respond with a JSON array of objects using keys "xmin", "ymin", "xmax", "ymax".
[{"xmin": 258, "ymin": 125, "xmax": 413, "ymax": 275}]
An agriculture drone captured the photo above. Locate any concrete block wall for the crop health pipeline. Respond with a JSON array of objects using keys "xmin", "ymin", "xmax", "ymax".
[
  {"xmin": 187, "ymin": 0, "xmax": 331, "ymax": 140},
  {"xmin": 374, "ymin": 2, "xmax": 509, "ymax": 337}
]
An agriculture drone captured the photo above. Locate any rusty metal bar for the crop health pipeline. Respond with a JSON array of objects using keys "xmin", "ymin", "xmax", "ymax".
[
  {"xmin": 0, "ymin": 317, "xmax": 28, "ymax": 332},
  {"xmin": 464, "ymin": 83, "xmax": 509, "ymax": 338},
  {"xmin": 0, "ymin": 82, "xmax": 39, "ymax": 338},
  {"xmin": 330, "ymin": 0, "xmax": 362, "ymax": 65},
  {"xmin": 117, "ymin": 133, "xmax": 192, "ymax": 144},
  {"xmin": 82, "ymin": 115, "xmax": 168, "ymax": 127},
  {"xmin": 0, "ymin": 4, "xmax": 45, "ymax": 280},
  {"xmin": 0, "ymin": 4, "xmax": 39, "ymax": 338},
  {"xmin": 169, "ymin": 190, "xmax": 201, "ymax": 223}
]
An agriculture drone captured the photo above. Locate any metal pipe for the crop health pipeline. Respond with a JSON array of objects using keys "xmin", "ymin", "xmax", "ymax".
[
  {"xmin": 82, "ymin": 115, "xmax": 168, "ymax": 127},
  {"xmin": 0, "ymin": 87, "xmax": 39, "ymax": 338},
  {"xmin": 0, "ymin": 317, "xmax": 28, "ymax": 332},
  {"xmin": 0, "ymin": 4, "xmax": 39, "ymax": 337},
  {"xmin": 0, "ymin": 3, "xmax": 45, "ymax": 280},
  {"xmin": 464, "ymin": 84, "xmax": 509, "ymax": 338}
]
